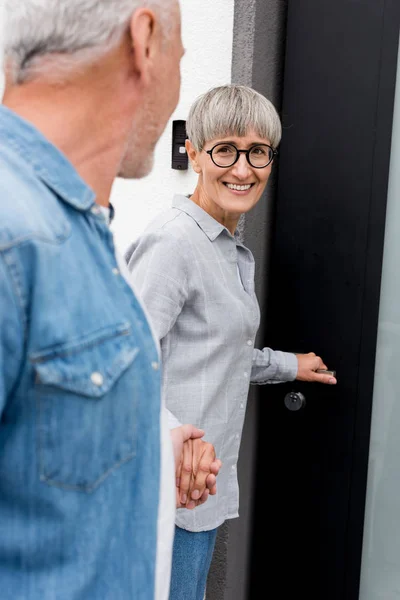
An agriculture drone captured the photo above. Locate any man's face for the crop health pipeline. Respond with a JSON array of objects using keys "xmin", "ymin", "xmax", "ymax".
[{"xmin": 119, "ymin": 1, "xmax": 184, "ymax": 179}]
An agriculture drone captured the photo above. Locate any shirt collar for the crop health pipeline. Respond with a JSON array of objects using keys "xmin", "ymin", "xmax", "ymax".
[
  {"xmin": 0, "ymin": 105, "xmax": 96, "ymax": 212},
  {"xmin": 99, "ymin": 202, "xmax": 115, "ymax": 226},
  {"xmin": 172, "ymin": 194, "xmax": 233, "ymax": 242}
]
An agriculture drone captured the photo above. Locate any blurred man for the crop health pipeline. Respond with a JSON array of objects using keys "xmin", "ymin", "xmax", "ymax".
[{"xmin": 0, "ymin": 1, "xmax": 220, "ymax": 598}]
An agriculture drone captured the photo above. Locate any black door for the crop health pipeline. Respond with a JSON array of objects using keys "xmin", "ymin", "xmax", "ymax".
[{"xmin": 249, "ymin": 2, "xmax": 400, "ymax": 599}]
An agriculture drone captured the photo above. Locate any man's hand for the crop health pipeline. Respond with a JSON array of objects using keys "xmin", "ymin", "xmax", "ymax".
[
  {"xmin": 170, "ymin": 425, "xmax": 222, "ymax": 509},
  {"xmin": 296, "ymin": 352, "xmax": 337, "ymax": 384}
]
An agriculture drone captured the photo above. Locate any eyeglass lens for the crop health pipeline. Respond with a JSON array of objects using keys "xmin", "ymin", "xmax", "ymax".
[{"xmin": 211, "ymin": 143, "xmax": 274, "ymax": 167}]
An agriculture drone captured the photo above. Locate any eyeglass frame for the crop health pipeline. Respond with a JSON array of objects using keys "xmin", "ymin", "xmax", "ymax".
[{"xmin": 205, "ymin": 142, "xmax": 278, "ymax": 169}]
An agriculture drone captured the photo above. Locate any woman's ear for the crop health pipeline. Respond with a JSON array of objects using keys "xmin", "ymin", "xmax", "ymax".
[{"xmin": 185, "ymin": 139, "xmax": 201, "ymax": 173}]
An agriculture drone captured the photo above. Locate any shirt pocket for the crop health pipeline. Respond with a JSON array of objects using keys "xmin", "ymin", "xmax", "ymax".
[{"xmin": 32, "ymin": 322, "xmax": 139, "ymax": 493}]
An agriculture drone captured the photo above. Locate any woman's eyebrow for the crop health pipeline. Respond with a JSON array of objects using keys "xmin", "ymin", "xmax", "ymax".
[{"xmin": 213, "ymin": 139, "xmax": 269, "ymax": 148}]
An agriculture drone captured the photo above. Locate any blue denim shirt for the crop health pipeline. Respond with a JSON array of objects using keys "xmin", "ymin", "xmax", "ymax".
[{"xmin": 0, "ymin": 105, "xmax": 161, "ymax": 599}]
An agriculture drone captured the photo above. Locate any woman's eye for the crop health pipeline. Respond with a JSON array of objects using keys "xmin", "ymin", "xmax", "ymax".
[
  {"xmin": 252, "ymin": 146, "xmax": 268, "ymax": 155},
  {"xmin": 215, "ymin": 145, "xmax": 234, "ymax": 154}
]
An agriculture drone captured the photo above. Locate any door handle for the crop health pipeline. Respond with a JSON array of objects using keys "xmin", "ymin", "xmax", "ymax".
[
  {"xmin": 284, "ymin": 391, "xmax": 306, "ymax": 411},
  {"xmin": 316, "ymin": 369, "xmax": 336, "ymax": 377}
]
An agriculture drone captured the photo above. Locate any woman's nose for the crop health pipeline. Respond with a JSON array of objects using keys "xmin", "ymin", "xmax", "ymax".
[{"xmin": 231, "ymin": 153, "xmax": 252, "ymax": 178}]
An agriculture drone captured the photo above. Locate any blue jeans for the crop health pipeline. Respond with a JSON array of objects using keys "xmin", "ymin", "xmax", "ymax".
[{"xmin": 169, "ymin": 526, "xmax": 218, "ymax": 600}]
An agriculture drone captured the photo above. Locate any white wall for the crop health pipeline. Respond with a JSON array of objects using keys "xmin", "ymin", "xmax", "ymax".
[
  {"xmin": 110, "ymin": 1, "xmax": 234, "ymax": 254},
  {"xmin": 0, "ymin": 1, "xmax": 234, "ymax": 254}
]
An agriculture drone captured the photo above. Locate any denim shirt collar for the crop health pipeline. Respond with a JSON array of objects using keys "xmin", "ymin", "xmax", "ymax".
[
  {"xmin": 172, "ymin": 193, "xmax": 236, "ymax": 242},
  {"xmin": 0, "ymin": 105, "xmax": 95, "ymax": 212}
]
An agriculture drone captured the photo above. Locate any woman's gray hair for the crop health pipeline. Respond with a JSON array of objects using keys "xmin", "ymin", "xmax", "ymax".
[
  {"xmin": 186, "ymin": 84, "xmax": 282, "ymax": 150},
  {"xmin": 3, "ymin": 0, "xmax": 174, "ymax": 84}
]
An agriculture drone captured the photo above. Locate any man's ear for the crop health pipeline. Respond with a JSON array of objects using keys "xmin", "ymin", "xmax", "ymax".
[
  {"xmin": 128, "ymin": 8, "xmax": 158, "ymax": 86},
  {"xmin": 185, "ymin": 139, "xmax": 201, "ymax": 173}
]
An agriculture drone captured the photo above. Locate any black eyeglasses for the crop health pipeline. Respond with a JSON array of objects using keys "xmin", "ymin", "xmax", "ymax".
[{"xmin": 206, "ymin": 143, "xmax": 278, "ymax": 169}]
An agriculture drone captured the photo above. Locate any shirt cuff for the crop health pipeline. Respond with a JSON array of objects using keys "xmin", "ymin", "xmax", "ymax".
[
  {"xmin": 251, "ymin": 349, "xmax": 298, "ymax": 384},
  {"xmin": 274, "ymin": 351, "xmax": 298, "ymax": 381}
]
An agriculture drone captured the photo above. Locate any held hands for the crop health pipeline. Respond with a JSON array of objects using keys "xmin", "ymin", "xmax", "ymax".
[
  {"xmin": 295, "ymin": 352, "xmax": 337, "ymax": 385},
  {"xmin": 170, "ymin": 425, "xmax": 222, "ymax": 510}
]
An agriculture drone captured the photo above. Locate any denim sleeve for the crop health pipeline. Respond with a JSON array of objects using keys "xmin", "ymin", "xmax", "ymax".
[
  {"xmin": 250, "ymin": 347, "xmax": 298, "ymax": 384},
  {"xmin": 0, "ymin": 255, "xmax": 24, "ymax": 414}
]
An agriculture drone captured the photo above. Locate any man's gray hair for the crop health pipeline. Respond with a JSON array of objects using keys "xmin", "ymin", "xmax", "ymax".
[
  {"xmin": 3, "ymin": 0, "xmax": 174, "ymax": 83},
  {"xmin": 186, "ymin": 84, "xmax": 282, "ymax": 150}
]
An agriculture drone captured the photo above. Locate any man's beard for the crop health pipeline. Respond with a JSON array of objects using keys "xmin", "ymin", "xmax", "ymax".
[
  {"xmin": 118, "ymin": 104, "xmax": 160, "ymax": 179},
  {"xmin": 118, "ymin": 149, "xmax": 155, "ymax": 180}
]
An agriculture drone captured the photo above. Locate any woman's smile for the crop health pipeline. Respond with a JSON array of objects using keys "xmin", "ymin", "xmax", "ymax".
[{"xmin": 223, "ymin": 182, "xmax": 255, "ymax": 193}]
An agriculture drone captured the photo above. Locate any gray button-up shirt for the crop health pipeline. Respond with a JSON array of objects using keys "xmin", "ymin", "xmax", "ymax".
[{"xmin": 126, "ymin": 195, "xmax": 297, "ymax": 532}]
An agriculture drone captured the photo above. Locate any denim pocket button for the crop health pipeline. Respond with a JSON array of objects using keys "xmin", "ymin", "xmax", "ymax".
[{"xmin": 90, "ymin": 372, "xmax": 104, "ymax": 386}]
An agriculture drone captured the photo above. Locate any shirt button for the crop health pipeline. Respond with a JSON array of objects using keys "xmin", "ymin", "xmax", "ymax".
[
  {"xmin": 91, "ymin": 372, "xmax": 104, "ymax": 386},
  {"xmin": 231, "ymin": 465, "xmax": 236, "ymax": 471},
  {"xmin": 244, "ymin": 372, "xmax": 248, "ymax": 378},
  {"xmin": 91, "ymin": 206, "xmax": 101, "ymax": 215},
  {"xmin": 151, "ymin": 361, "xmax": 160, "ymax": 371},
  {"xmin": 236, "ymin": 433, "xmax": 240, "ymax": 440},
  {"xmin": 247, "ymin": 340, "xmax": 252, "ymax": 346},
  {"xmin": 112, "ymin": 268, "xmax": 120, "ymax": 276},
  {"xmin": 240, "ymin": 403, "xmax": 244, "ymax": 409}
]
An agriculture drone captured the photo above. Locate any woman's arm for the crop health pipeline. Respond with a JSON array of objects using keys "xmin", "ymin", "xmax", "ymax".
[
  {"xmin": 250, "ymin": 347, "xmax": 298, "ymax": 384},
  {"xmin": 251, "ymin": 348, "xmax": 337, "ymax": 385},
  {"xmin": 126, "ymin": 229, "xmax": 189, "ymax": 340},
  {"xmin": 126, "ymin": 230, "xmax": 222, "ymax": 506}
]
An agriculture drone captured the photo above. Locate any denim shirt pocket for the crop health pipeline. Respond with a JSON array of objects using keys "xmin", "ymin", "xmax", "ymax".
[{"xmin": 32, "ymin": 323, "xmax": 140, "ymax": 493}]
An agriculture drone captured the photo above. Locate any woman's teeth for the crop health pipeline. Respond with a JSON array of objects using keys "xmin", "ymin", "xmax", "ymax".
[{"xmin": 225, "ymin": 183, "xmax": 252, "ymax": 191}]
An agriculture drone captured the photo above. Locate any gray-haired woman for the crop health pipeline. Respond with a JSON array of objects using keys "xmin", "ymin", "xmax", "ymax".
[{"xmin": 126, "ymin": 84, "xmax": 337, "ymax": 600}]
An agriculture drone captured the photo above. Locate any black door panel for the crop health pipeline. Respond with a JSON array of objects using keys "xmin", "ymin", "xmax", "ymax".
[{"xmin": 249, "ymin": 1, "xmax": 400, "ymax": 598}]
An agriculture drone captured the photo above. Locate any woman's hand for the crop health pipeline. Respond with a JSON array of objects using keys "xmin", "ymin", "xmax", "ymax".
[
  {"xmin": 178, "ymin": 438, "xmax": 222, "ymax": 509},
  {"xmin": 170, "ymin": 425, "xmax": 222, "ymax": 509},
  {"xmin": 295, "ymin": 352, "xmax": 337, "ymax": 385}
]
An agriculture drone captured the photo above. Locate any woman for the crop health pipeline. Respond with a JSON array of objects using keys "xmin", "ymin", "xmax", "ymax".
[{"xmin": 126, "ymin": 84, "xmax": 337, "ymax": 600}]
